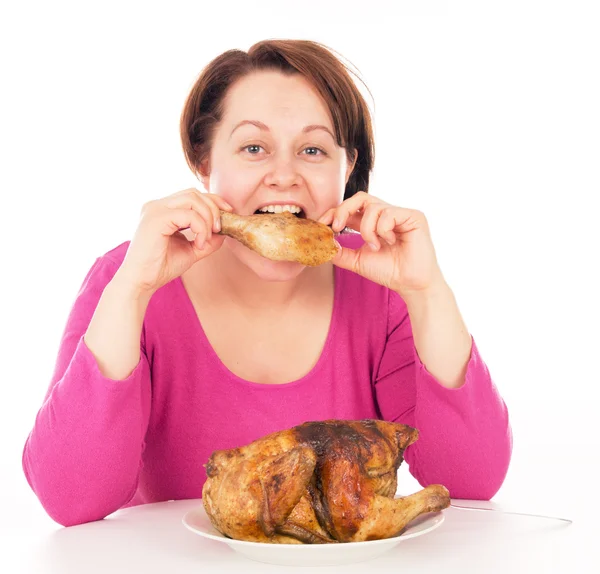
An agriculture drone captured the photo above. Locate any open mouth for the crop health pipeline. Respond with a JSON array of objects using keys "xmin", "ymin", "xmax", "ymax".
[{"xmin": 254, "ymin": 205, "xmax": 306, "ymax": 218}]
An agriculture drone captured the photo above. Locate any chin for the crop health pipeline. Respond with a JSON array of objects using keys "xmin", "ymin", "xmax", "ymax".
[{"xmin": 227, "ymin": 240, "xmax": 306, "ymax": 282}]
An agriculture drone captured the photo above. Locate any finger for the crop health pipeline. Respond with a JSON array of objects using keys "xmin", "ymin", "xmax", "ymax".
[
  {"xmin": 331, "ymin": 245, "xmax": 362, "ymax": 274},
  {"xmin": 167, "ymin": 187, "xmax": 195, "ymax": 198},
  {"xmin": 376, "ymin": 209, "xmax": 398, "ymax": 245},
  {"xmin": 205, "ymin": 193, "xmax": 234, "ymax": 212},
  {"xmin": 163, "ymin": 208, "xmax": 210, "ymax": 249},
  {"xmin": 166, "ymin": 189, "xmax": 234, "ymax": 219},
  {"xmin": 360, "ymin": 204, "xmax": 385, "ymax": 251},
  {"xmin": 165, "ymin": 192, "xmax": 215, "ymax": 238},
  {"xmin": 318, "ymin": 208, "xmax": 336, "ymax": 226},
  {"xmin": 195, "ymin": 192, "xmax": 235, "ymax": 232},
  {"xmin": 197, "ymin": 192, "xmax": 235, "ymax": 233},
  {"xmin": 331, "ymin": 191, "xmax": 371, "ymax": 232},
  {"xmin": 197, "ymin": 194, "xmax": 223, "ymax": 233},
  {"xmin": 385, "ymin": 208, "xmax": 424, "ymax": 234},
  {"xmin": 191, "ymin": 231, "xmax": 226, "ymax": 257},
  {"xmin": 168, "ymin": 187, "xmax": 206, "ymax": 200}
]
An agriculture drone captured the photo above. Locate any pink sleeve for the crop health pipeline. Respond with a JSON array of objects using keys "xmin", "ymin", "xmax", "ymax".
[
  {"xmin": 22, "ymin": 256, "xmax": 151, "ymax": 526},
  {"xmin": 374, "ymin": 292, "xmax": 513, "ymax": 500}
]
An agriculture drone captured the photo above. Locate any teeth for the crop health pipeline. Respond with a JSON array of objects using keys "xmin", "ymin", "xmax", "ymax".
[{"xmin": 258, "ymin": 204, "xmax": 302, "ymax": 214}]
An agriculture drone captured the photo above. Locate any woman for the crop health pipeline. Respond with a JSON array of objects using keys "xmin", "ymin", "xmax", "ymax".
[{"xmin": 22, "ymin": 39, "xmax": 512, "ymax": 527}]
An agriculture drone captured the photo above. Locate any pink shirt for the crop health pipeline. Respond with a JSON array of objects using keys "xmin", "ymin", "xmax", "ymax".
[{"xmin": 22, "ymin": 234, "xmax": 512, "ymax": 527}]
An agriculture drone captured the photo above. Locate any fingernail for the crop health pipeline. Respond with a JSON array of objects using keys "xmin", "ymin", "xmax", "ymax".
[
  {"xmin": 368, "ymin": 242, "xmax": 379, "ymax": 251},
  {"xmin": 214, "ymin": 219, "xmax": 221, "ymax": 232},
  {"xmin": 333, "ymin": 218, "xmax": 340, "ymax": 230}
]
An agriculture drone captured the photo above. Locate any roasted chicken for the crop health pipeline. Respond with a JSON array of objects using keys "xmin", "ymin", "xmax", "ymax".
[
  {"xmin": 219, "ymin": 210, "xmax": 339, "ymax": 266},
  {"xmin": 202, "ymin": 419, "xmax": 450, "ymax": 544}
]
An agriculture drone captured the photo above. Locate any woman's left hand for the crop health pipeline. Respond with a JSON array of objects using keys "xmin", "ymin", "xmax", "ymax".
[{"xmin": 319, "ymin": 192, "xmax": 445, "ymax": 296}]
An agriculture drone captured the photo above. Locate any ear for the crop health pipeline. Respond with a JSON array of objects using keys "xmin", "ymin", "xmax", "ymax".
[
  {"xmin": 345, "ymin": 149, "xmax": 357, "ymax": 183},
  {"xmin": 197, "ymin": 158, "xmax": 211, "ymax": 190}
]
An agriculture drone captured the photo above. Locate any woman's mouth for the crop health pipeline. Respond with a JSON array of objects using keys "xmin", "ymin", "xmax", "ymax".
[{"xmin": 253, "ymin": 204, "xmax": 306, "ymax": 218}]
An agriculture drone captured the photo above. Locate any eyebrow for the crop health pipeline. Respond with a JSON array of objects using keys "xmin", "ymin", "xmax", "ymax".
[
  {"xmin": 303, "ymin": 124, "xmax": 336, "ymax": 140},
  {"xmin": 229, "ymin": 120, "xmax": 336, "ymax": 141},
  {"xmin": 229, "ymin": 120, "xmax": 269, "ymax": 138}
]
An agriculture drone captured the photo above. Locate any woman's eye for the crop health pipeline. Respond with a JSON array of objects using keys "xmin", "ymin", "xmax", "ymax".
[
  {"xmin": 243, "ymin": 144, "xmax": 264, "ymax": 154},
  {"xmin": 302, "ymin": 147, "xmax": 326, "ymax": 156}
]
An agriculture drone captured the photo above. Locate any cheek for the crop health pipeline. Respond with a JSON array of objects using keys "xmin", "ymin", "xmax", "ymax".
[
  {"xmin": 208, "ymin": 159, "xmax": 262, "ymax": 206},
  {"xmin": 305, "ymin": 163, "xmax": 347, "ymax": 207}
]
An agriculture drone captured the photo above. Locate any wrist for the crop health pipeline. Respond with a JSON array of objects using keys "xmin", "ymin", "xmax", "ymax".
[
  {"xmin": 396, "ymin": 275, "xmax": 450, "ymax": 308},
  {"xmin": 109, "ymin": 268, "xmax": 155, "ymax": 304}
]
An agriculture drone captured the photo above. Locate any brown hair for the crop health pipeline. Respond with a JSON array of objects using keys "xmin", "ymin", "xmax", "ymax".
[{"xmin": 180, "ymin": 39, "xmax": 374, "ymax": 200}]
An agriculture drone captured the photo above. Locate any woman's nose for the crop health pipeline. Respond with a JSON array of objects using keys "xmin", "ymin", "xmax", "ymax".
[{"xmin": 263, "ymin": 154, "xmax": 302, "ymax": 189}]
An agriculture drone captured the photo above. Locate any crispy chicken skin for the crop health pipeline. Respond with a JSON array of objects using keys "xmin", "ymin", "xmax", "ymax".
[
  {"xmin": 219, "ymin": 211, "xmax": 339, "ymax": 266},
  {"xmin": 202, "ymin": 420, "xmax": 451, "ymax": 544}
]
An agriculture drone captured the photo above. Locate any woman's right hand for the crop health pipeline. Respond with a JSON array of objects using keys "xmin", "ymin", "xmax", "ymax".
[{"xmin": 116, "ymin": 188, "xmax": 233, "ymax": 295}]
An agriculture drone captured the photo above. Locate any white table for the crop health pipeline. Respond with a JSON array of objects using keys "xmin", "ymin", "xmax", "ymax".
[{"xmin": 7, "ymin": 498, "xmax": 593, "ymax": 574}]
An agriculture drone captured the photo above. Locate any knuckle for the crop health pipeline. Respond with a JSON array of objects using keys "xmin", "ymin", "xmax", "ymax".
[
  {"xmin": 381, "ymin": 207, "xmax": 394, "ymax": 220},
  {"xmin": 202, "ymin": 195, "xmax": 219, "ymax": 211},
  {"xmin": 360, "ymin": 222, "xmax": 375, "ymax": 236},
  {"xmin": 191, "ymin": 195, "xmax": 212, "ymax": 215},
  {"xmin": 200, "ymin": 202, "xmax": 215, "ymax": 219},
  {"xmin": 140, "ymin": 200, "xmax": 157, "ymax": 216},
  {"xmin": 196, "ymin": 191, "xmax": 212, "ymax": 204},
  {"xmin": 192, "ymin": 212, "xmax": 207, "ymax": 228},
  {"xmin": 171, "ymin": 188, "xmax": 192, "ymax": 199},
  {"xmin": 378, "ymin": 215, "xmax": 392, "ymax": 230}
]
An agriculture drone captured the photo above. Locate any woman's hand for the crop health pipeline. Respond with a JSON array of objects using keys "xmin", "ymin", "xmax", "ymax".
[
  {"xmin": 117, "ymin": 188, "xmax": 233, "ymax": 295},
  {"xmin": 319, "ymin": 192, "xmax": 445, "ymax": 296}
]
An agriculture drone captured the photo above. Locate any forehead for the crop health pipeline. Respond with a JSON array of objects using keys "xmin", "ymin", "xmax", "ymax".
[{"xmin": 221, "ymin": 71, "xmax": 333, "ymax": 128}]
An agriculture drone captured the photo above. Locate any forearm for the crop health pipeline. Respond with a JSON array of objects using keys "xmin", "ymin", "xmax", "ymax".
[
  {"xmin": 404, "ymin": 336, "xmax": 512, "ymax": 499},
  {"xmin": 401, "ymin": 280, "xmax": 472, "ymax": 389},
  {"xmin": 376, "ymin": 321, "xmax": 512, "ymax": 499},
  {"xmin": 376, "ymin": 284, "xmax": 512, "ymax": 499},
  {"xmin": 22, "ymin": 338, "xmax": 151, "ymax": 526},
  {"xmin": 84, "ymin": 269, "xmax": 152, "ymax": 380},
  {"xmin": 22, "ymin": 255, "xmax": 154, "ymax": 526}
]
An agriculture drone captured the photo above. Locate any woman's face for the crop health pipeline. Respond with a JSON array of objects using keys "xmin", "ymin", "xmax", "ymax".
[{"xmin": 201, "ymin": 70, "xmax": 356, "ymax": 281}]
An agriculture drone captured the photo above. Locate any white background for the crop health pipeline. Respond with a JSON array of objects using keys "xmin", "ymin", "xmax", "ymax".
[{"xmin": 1, "ymin": 0, "xmax": 598, "ymax": 563}]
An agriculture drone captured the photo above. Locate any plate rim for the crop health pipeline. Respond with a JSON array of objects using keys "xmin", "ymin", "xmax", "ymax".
[{"xmin": 182, "ymin": 504, "xmax": 445, "ymax": 549}]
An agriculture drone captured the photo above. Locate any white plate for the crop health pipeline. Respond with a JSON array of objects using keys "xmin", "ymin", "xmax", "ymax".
[{"xmin": 182, "ymin": 502, "xmax": 445, "ymax": 567}]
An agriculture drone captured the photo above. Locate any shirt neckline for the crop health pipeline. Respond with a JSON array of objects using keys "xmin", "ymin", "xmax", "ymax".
[{"xmin": 174, "ymin": 264, "xmax": 341, "ymax": 390}]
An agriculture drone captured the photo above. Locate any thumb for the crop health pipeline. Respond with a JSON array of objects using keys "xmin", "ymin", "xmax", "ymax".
[
  {"xmin": 332, "ymin": 245, "xmax": 361, "ymax": 273},
  {"xmin": 192, "ymin": 233, "xmax": 226, "ymax": 260}
]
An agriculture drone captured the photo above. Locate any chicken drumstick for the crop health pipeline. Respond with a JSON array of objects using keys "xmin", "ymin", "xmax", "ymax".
[{"xmin": 219, "ymin": 211, "xmax": 339, "ymax": 266}]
